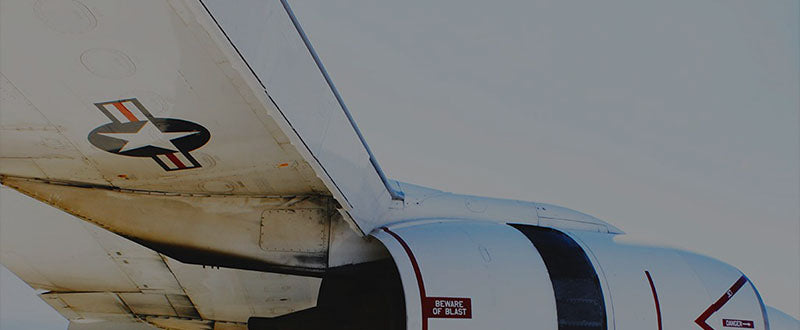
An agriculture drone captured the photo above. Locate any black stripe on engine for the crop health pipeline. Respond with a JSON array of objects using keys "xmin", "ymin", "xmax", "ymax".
[{"xmin": 511, "ymin": 224, "xmax": 608, "ymax": 330}]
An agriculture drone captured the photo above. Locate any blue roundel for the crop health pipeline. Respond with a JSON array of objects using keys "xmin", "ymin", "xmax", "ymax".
[{"xmin": 88, "ymin": 118, "xmax": 210, "ymax": 157}]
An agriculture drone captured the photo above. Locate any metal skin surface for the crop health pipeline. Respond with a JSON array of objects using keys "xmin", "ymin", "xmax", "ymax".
[
  {"xmin": 373, "ymin": 221, "xmax": 558, "ymax": 330},
  {"xmin": 767, "ymin": 307, "xmax": 800, "ymax": 330},
  {"xmin": 568, "ymin": 231, "xmax": 770, "ymax": 330},
  {"xmin": 372, "ymin": 221, "xmax": 778, "ymax": 330},
  {"xmin": 0, "ymin": 0, "xmax": 796, "ymax": 329}
]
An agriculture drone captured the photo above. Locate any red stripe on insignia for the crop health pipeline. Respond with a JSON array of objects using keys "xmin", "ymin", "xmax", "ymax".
[
  {"xmin": 165, "ymin": 153, "xmax": 187, "ymax": 169},
  {"xmin": 174, "ymin": 152, "xmax": 195, "ymax": 169},
  {"xmin": 695, "ymin": 275, "xmax": 748, "ymax": 330},
  {"xmin": 112, "ymin": 102, "xmax": 139, "ymax": 122}
]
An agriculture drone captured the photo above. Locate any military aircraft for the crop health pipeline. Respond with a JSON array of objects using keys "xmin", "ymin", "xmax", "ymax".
[{"xmin": 1, "ymin": 0, "xmax": 797, "ymax": 329}]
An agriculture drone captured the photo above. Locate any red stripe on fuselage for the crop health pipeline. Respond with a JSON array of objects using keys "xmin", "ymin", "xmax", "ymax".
[
  {"xmin": 645, "ymin": 271, "xmax": 663, "ymax": 330},
  {"xmin": 381, "ymin": 227, "xmax": 428, "ymax": 330},
  {"xmin": 695, "ymin": 275, "xmax": 749, "ymax": 330}
]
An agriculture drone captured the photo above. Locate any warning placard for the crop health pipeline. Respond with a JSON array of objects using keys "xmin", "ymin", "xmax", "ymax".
[
  {"xmin": 722, "ymin": 319, "xmax": 754, "ymax": 329},
  {"xmin": 423, "ymin": 297, "xmax": 472, "ymax": 319}
]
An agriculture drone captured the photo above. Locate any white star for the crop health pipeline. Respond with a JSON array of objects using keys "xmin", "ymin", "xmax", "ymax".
[{"xmin": 98, "ymin": 121, "xmax": 198, "ymax": 153}]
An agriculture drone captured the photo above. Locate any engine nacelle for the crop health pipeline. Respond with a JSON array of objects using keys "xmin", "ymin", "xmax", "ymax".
[{"xmin": 371, "ymin": 220, "xmax": 770, "ymax": 330}]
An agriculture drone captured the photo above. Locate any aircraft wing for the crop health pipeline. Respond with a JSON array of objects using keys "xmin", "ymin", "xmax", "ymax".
[
  {"xmin": 0, "ymin": 0, "xmax": 398, "ymax": 327},
  {"xmin": 1, "ymin": 187, "xmax": 321, "ymax": 330},
  {"xmin": 0, "ymin": 0, "xmax": 401, "ymax": 234}
]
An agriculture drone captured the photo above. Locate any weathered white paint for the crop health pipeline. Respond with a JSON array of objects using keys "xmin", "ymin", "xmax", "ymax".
[
  {"xmin": 373, "ymin": 220, "xmax": 558, "ymax": 330},
  {"xmin": 0, "ymin": 0, "xmax": 793, "ymax": 328}
]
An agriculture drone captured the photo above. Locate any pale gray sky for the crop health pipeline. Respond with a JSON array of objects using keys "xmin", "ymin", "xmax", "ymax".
[{"xmin": 1, "ymin": 0, "xmax": 798, "ymax": 328}]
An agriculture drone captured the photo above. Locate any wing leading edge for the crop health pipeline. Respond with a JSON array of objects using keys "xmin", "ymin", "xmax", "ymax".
[{"xmin": 197, "ymin": 0, "xmax": 404, "ymax": 231}]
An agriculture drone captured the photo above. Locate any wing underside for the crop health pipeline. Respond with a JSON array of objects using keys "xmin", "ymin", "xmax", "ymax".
[
  {"xmin": 0, "ymin": 0, "xmax": 397, "ymax": 327},
  {"xmin": 0, "ymin": 0, "xmax": 398, "ymax": 232},
  {"xmin": 1, "ymin": 188, "xmax": 321, "ymax": 329}
]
